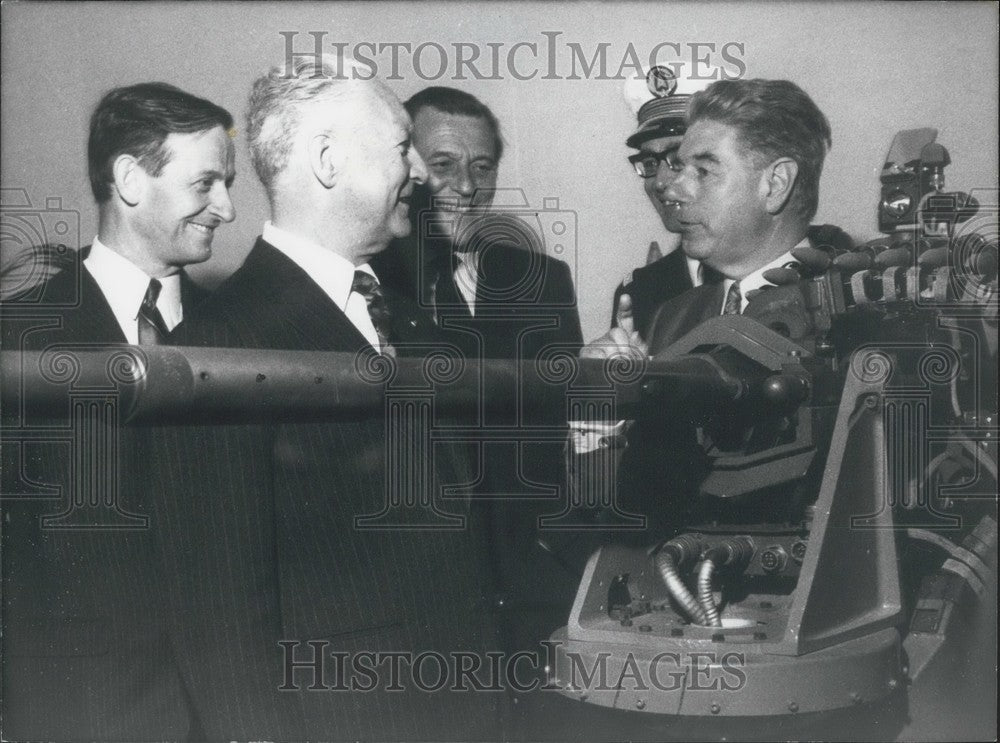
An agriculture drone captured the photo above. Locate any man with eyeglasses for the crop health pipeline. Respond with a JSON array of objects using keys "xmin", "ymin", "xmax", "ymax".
[{"xmin": 610, "ymin": 69, "xmax": 718, "ymax": 341}]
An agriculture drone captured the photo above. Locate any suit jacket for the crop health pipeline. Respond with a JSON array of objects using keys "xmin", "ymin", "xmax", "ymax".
[
  {"xmin": 426, "ymin": 242, "xmax": 585, "ymax": 653},
  {"xmin": 1, "ymin": 254, "xmax": 207, "ymax": 740},
  {"xmin": 609, "ymin": 224, "xmax": 852, "ymax": 341},
  {"xmin": 147, "ymin": 239, "xmax": 504, "ymax": 740},
  {"xmin": 439, "ymin": 243, "xmax": 583, "ymax": 362},
  {"xmin": 1, "ymin": 250, "xmax": 207, "ymax": 348},
  {"xmin": 572, "ymin": 281, "xmax": 734, "ymax": 551},
  {"xmin": 611, "ymin": 249, "xmax": 698, "ymax": 341},
  {"xmin": 582, "ymin": 228, "xmax": 854, "ymax": 539},
  {"xmin": 647, "ymin": 282, "xmax": 727, "ymax": 354},
  {"xmin": 374, "ymin": 233, "xmax": 582, "ymax": 361}
]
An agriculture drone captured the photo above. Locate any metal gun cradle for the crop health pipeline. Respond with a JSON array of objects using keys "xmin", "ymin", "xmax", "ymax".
[{"xmin": 550, "ymin": 256, "xmax": 997, "ymax": 717}]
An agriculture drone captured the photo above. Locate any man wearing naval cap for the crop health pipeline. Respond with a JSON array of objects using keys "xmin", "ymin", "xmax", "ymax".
[{"xmin": 610, "ymin": 67, "xmax": 720, "ymax": 340}]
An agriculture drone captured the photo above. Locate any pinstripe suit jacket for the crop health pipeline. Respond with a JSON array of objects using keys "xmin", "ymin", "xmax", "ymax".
[
  {"xmin": 1, "ymin": 258, "xmax": 207, "ymax": 740},
  {"xmin": 150, "ymin": 239, "xmax": 504, "ymax": 740}
]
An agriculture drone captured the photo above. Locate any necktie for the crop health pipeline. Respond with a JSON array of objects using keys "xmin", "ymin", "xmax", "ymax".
[
  {"xmin": 351, "ymin": 271, "xmax": 396, "ymax": 357},
  {"xmin": 433, "ymin": 253, "xmax": 473, "ymax": 321},
  {"xmin": 722, "ymin": 281, "xmax": 742, "ymax": 315},
  {"xmin": 138, "ymin": 278, "xmax": 169, "ymax": 345}
]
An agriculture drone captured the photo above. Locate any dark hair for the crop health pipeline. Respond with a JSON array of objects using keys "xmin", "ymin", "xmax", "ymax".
[
  {"xmin": 404, "ymin": 86, "xmax": 504, "ymax": 161},
  {"xmin": 688, "ymin": 79, "xmax": 832, "ymax": 222},
  {"xmin": 88, "ymin": 82, "xmax": 233, "ymax": 203}
]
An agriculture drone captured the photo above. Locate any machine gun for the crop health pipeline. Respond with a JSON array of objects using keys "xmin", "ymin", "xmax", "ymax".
[
  {"xmin": 0, "ymin": 132, "xmax": 995, "ymax": 735},
  {"xmin": 548, "ymin": 138, "xmax": 997, "ymax": 720}
]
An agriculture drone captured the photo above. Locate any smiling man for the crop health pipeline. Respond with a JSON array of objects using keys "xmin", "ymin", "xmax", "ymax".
[
  {"xmin": 170, "ymin": 58, "xmax": 433, "ymax": 356},
  {"xmin": 153, "ymin": 58, "xmax": 505, "ymax": 740},
  {"xmin": 0, "ymin": 82, "xmax": 235, "ymax": 741},
  {"xmin": 374, "ymin": 86, "xmax": 582, "ymax": 359},
  {"xmin": 577, "ymin": 78, "xmax": 832, "ymax": 541},
  {"xmin": 369, "ymin": 87, "xmax": 584, "ymax": 684},
  {"xmin": 610, "ymin": 70, "xmax": 717, "ymax": 340},
  {"xmin": 646, "ymin": 78, "xmax": 832, "ymax": 347},
  {"xmin": 7, "ymin": 83, "xmax": 235, "ymax": 348},
  {"xmin": 587, "ymin": 78, "xmax": 832, "ymax": 359}
]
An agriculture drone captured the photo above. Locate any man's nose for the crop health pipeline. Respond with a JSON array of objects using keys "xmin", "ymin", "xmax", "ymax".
[
  {"xmin": 652, "ymin": 160, "xmax": 677, "ymax": 195},
  {"xmin": 409, "ymin": 148, "xmax": 428, "ymax": 184},
  {"xmin": 664, "ymin": 170, "xmax": 689, "ymax": 204},
  {"xmin": 452, "ymin": 163, "xmax": 475, "ymax": 197},
  {"xmin": 212, "ymin": 184, "xmax": 236, "ymax": 223}
]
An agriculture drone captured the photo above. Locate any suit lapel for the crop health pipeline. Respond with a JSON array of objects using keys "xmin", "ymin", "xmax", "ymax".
[
  {"xmin": 649, "ymin": 283, "xmax": 725, "ymax": 354},
  {"xmin": 179, "ymin": 270, "xmax": 208, "ymax": 313},
  {"xmin": 240, "ymin": 240, "xmax": 374, "ymax": 353},
  {"xmin": 665, "ymin": 249, "xmax": 695, "ymax": 295},
  {"xmin": 75, "ymin": 265, "xmax": 128, "ymax": 343}
]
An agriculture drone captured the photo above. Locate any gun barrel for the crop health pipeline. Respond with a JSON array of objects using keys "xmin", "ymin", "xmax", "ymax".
[{"xmin": 1, "ymin": 347, "xmax": 754, "ymax": 423}]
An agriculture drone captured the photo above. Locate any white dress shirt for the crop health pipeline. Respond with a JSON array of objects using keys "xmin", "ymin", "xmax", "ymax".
[
  {"xmin": 686, "ymin": 254, "xmax": 704, "ymax": 288},
  {"xmin": 573, "ymin": 239, "xmax": 808, "ymax": 454},
  {"xmin": 719, "ymin": 242, "xmax": 806, "ymax": 314},
  {"xmin": 262, "ymin": 221, "xmax": 384, "ymax": 352},
  {"xmin": 452, "ymin": 249, "xmax": 480, "ymax": 315},
  {"xmin": 83, "ymin": 237, "xmax": 182, "ymax": 344}
]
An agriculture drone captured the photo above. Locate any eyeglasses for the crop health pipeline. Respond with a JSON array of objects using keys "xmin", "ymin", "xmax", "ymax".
[{"xmin": 629, "ymin": 150, "xmax": 682, "ymax": 178}]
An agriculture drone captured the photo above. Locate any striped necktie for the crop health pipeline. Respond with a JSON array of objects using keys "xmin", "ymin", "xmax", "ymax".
[
  {"xmin": 138, "ymin": 278, "xmax": 168, "ymax": 345},
  {"xmin": 351, "ymin": 271, "xmax": 396, "ymax": 357},
  {"xmin": 722, "ymin": 281, "xmax": 742, "ymax": 315}
]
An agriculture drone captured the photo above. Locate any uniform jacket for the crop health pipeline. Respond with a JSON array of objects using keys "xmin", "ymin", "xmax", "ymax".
[{"xmin": 611, "ymin": 248, "xmax": 699, "ymax": 341}]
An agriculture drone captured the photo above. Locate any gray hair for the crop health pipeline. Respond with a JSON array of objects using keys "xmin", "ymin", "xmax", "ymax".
[{"xmin": 245, "ymin": 55, "xmax": 383, "ymax": 197}]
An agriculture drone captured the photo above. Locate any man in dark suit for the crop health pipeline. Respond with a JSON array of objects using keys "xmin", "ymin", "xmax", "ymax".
[
  {"xmin": 3, "ymin": 82, "xmax": 234, "ymax": 347},
  {"xmin": 374, "ymin": 87, "xmax": 583, "ymax": 674},
  {"xmin": 579, "ymin": 77, "xmax": 834, "ymax": 531},
  {"xmin": 0, "ymin": 83, "xmax": 235, "ymax": 740},
  {"xmin": 610, "ymin": 71, "xmax": 850, "ymax": 341},
  {"xmin": 148, "ymin": 57, "xmax": 504, "ymax": 740},
  {"xmin": 611, "ymin": 69, "xmax": 718, "ymax": 340},
  {"xmin": 374, "ymin": 86, "xmax": 582, "ymax": 358}
]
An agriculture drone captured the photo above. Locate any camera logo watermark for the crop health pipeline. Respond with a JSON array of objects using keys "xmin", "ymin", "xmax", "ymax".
[{"xmin": 1, "ymin": 188, "xmax": 81, "ymax": 302}]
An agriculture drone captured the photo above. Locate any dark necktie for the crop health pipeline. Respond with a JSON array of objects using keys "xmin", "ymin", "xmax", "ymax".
[
  {"xmin": 433, "ymin": 253, "xmax": 473, "ymax": 322},
  {"xmin": 351, "ymin": 271, "xmax": 396, "ymax": 357},
  {"xmin": 722, "ymin": 281, "xmax": 742, "ymax": 315},
  {"xmin": 138, "ymin": 278, "xmax": 169, "ymax": 345}
]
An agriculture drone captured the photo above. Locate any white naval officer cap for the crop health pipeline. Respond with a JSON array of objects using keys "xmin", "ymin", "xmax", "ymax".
[{"xmin": 623, "ymin": 66, "xmax": 712, "ymax": 148}]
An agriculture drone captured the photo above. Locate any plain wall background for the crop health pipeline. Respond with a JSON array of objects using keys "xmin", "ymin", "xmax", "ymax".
[{"xmin": 2, "ymin": 1, "xmax": 997, "ymax": 341}]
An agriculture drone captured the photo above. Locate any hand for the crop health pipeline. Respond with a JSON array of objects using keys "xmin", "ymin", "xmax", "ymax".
[{"xmin": 581, "ymin": 294, "xmax": 649, "ymax": 360}]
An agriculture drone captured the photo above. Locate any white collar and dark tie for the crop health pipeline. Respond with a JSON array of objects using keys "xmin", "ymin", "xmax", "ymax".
[
  {"xmin": 262, "ymin": 221, "xmax": 390, "ymax": 354},
  {"xmin": 83, "ymin": 237, "xmax": 182, "ymax": 344},
  {"xmin": 431, "ymin": 248, "xmax": 479, "ymax": 324},
  {"xmin": 718, "ymin": 241, "xmax": 807, "ymax": 315},
  {"xmin": 451, "ymin": 249, "xmax": 479, "ymax": 314}
]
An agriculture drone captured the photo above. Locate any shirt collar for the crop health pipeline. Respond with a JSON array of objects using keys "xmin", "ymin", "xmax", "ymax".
[
  {"xmin": 453, "ymin": 247, "xmax": 479, "ymax": 273},
  {"xmin": 263, "ymin": 221, "xmax": 377, "ymax": 311},
  {"xmin": 687, "ymin": 255, "xmax": 703, "ymax": 287},
  {"xmin": 721, "ymin": 238, "xmax": 809, "ymax": 313},
  {"xmin": 84, "ymin": 237, "xmax": 182, "ymax": 327}
]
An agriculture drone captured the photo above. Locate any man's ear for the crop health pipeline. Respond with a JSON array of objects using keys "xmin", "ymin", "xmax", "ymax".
[
  {"xmin": 308, "ymin": 133, "xmax": 342, "ymax": 189},
  {"xmin": 112, "ymin": 154, "xmax": 145, "ymax": 206},
  {"xmin": 762, "ymin": 157, "xmax": 799, "ymax": 215}
]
